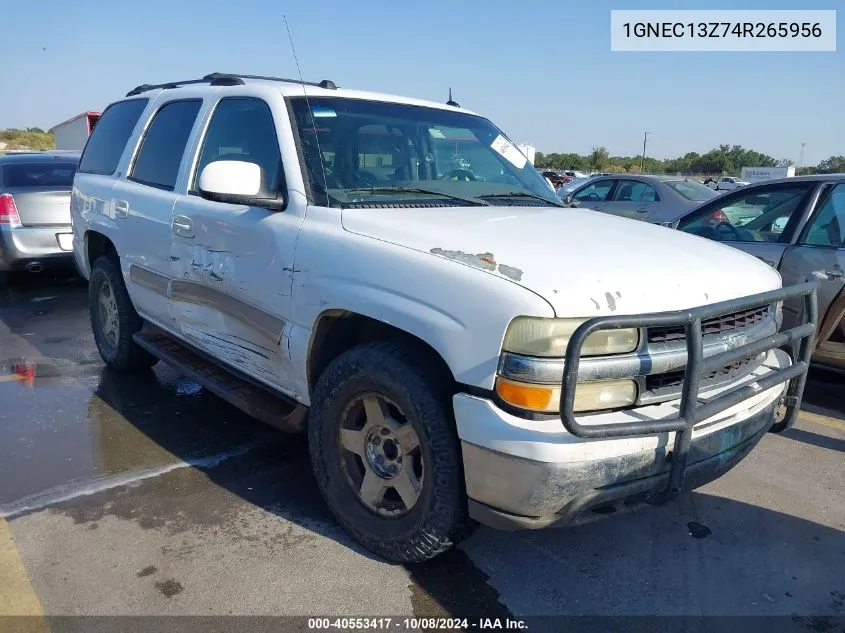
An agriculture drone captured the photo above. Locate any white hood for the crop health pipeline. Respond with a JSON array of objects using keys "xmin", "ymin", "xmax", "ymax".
[{"xmin": 341, "ymin": 206, "xmax": 782, "ymax": 317}]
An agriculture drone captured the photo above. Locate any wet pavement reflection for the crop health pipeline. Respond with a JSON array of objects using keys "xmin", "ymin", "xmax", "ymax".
[{"xmin": 0, "ymin": 274, "xmax": 292, "ymax": 506}]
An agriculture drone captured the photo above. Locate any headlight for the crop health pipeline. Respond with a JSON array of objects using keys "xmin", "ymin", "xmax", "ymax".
[
  {"xmin": 503, "ymin": 317, "xmax": 639, "ymax": 357},
  {"xmin": 495, "ymin": 377, "xmax": 637, "ymax": 413}
]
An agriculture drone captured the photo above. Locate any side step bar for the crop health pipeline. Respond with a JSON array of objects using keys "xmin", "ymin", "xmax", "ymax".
[{"xmin": 132, "ymin": 327, "xmax": 307, "ymax": 433}]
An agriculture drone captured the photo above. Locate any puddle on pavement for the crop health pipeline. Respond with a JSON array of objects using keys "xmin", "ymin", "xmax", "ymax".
[
  {"xmin": 408, "ymin": 547, "xmax": 514, "ymax": 621},
  {"xmin": 0, "ymin": 359, "xmax": 289, "ymax": 506}
]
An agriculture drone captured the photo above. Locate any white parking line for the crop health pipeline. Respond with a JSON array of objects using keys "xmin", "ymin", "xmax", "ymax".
[{"xmin": 0, "ymin": 443, "xmax": 260, "ymax": 520}]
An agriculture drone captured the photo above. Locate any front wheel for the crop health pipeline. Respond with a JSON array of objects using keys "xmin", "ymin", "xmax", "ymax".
[
  {"xmin": 89, "ymin": 255, "xmax": 157, "ymax": 373},
  {"xmin": 308, "ymin": 341, "xmax": 474, "ymax": 563}
]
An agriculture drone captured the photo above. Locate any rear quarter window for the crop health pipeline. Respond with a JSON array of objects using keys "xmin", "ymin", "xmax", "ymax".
[
  {"xmin": 2, "ymin": 162, "xmax": 78, "ymax": 188},
  {"xmin": 77, "ymin": 99, "xmax": 149, "ymax": 176}
]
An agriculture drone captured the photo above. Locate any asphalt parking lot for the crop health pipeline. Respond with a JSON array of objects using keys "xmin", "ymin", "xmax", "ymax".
[{"xmin": 1, "ymin": 273, "xmax": 843, "ymax": 629}]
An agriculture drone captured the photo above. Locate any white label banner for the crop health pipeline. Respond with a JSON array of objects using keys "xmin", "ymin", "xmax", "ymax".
[{"xmin": 610, "ymin": 10, "xmax": 836, "ymax": 52}]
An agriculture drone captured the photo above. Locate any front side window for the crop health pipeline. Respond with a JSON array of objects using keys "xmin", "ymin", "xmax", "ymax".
[
  {"xmin": 572, "ymin": 179, "xmax": 615, "ymax": 202},
  {"xmin": 678, "ymin": 184, "xmax": 812, "ymax": 243},
  {"xmin": 2, "ymin": 162, "xmax": 78, "ymax": 188},
  {"xmin": 77, "ymin": 99, "xmax": 148, "ymax": 175},
  {"xmin": 193, "ymin": 98, "xmax": 282, "ymax": 193},
  {"xmin": 289, "ymin": 97, "xmax": 560, "ymax": 208},
  {"xmin": 800, "ymin": 184, "xmax": 845, "ymax": 247},
  {"xmin": 613, "ymin": 180, "xmax": 659, "ymax": 203},
  {"xmin": 130, "ymin": 100, "xmax": 202, "ymax": 191}
]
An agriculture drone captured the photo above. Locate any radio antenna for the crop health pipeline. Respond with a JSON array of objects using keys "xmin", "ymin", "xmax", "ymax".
[{"xmin": 284, "ymin": 15, "xmax": 331, "ymax": 208}]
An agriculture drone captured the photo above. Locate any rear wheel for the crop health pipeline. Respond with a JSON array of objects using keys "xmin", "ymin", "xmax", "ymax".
[
  {"xmin": 308, "ymin": 341, "xmax": 474, "ymax": 563},
  {"xmin": 89, "ymin": 255, "xmax": 157, "ymax": 373}
]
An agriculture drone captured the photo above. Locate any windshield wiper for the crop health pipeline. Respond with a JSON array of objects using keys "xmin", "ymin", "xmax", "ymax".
[
  {"xmin": 345, "ymin": 186, "xmax": 488, "ymax": 206},
  {"xmin": 479, "ymin": 191, "xmax": 565, "ymax": 207}
]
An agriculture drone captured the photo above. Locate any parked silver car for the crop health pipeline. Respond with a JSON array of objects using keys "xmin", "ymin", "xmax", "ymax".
[
  {"xmin": 562, "ymin": 174, "xmax": 718, "ymax": 222},
  {"xmin": 669, "ymin": 175, "xmax": 845, "ymax": 370},
  {"xmin": 0, "ymin": 152, "xmax": 80, "ymax": 282}
]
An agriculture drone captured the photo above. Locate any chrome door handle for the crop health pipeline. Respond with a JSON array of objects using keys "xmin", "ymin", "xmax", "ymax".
[
  {"xmin": 115, "ymin": 200, "xmax": 129, "ymax": 219},
  {"xmin": 172, "ymin": 215, "xmax": 195, "ymax": 238}
]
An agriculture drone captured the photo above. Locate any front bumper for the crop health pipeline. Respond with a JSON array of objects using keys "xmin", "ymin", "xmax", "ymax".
[
  {"xmin": 463, "ymin": 397, "xmax": 777, "ymax": 530},
  {"xmin": 457, "ymin": 352, "xmax": 787, "ymax": 529},
  {"xmin": 458, "ymin": 282, "xmax": 817, "ymax": 530},
  {"xmin": 0, "ymin": 224, "xmax": 74, "ymax": 271}
]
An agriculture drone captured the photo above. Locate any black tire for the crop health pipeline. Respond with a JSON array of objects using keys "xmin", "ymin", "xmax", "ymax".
[
  {"xmin": 308, "ymin": 341, "xmax": 474, "ymax": 563},
  {"xmin": 89, "ymin": 254, "xmax": 157, "ymax": 373}
]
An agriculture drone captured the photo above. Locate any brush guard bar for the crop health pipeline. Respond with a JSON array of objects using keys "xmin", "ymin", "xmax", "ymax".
[{"xmin": 559, "ymin": 282, "xmax": 818, "ymax": 501}]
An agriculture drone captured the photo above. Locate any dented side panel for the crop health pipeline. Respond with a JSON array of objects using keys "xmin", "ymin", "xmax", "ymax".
[{"xmin": 168, "ymin": 194, "xmax": 306, "ymax": 391}]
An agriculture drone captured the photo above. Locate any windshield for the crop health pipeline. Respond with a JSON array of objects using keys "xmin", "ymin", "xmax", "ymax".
[
  {"xmin": 289, "ymin": 97, "xmax": 560, "ymax": 208},
  {"xmin": 664, "ymin": 180, "xmax": 718, "ymax": 201}
]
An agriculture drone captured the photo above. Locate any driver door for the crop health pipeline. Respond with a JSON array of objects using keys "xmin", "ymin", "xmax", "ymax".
[
  {"xmin": 676, "ymin": 182, "xmax": 817, "ymax": 268},
  {"xmin": 170, "ymin": 96, "xmax": 302, "ymax": 391}
]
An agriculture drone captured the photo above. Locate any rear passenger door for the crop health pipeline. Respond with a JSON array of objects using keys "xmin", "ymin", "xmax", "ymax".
[
  {"xmin": 111, "ymin": 99, "xmax": 203, "ymax": 331},
  {"xmin": 599, "ymin": 179, "xmax": 661, "ymax": 220},
  {"xmin": 170, "ymin": 97, "xmax": 301, "ymax": 392}
]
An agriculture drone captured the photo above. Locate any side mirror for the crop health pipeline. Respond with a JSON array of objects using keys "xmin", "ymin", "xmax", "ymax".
[
  {"xmin": 198, "ymin": 160, "xmax": 286, "ymax": 211},
  {"xmin": 564, "ymin": 195, "xmax": 573, "ymax": 205}
]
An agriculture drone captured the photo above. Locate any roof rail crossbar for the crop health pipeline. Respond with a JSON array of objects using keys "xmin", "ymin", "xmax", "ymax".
[
  {"xmin": 205, "ymin": 73, "xmax": 337, "ymax": 90},
  {"xmin": 125, "ymin": 72, "xmax": 337, "ymax": 97},
  {"xmin": 125, "ymin": 75, "xmax": 246, "ymax": 97}
]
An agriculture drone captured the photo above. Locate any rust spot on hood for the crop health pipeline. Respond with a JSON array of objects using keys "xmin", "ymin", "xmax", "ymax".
[
  {"xmin": 430, "ymin": 248, "xmax": 497, "ymax": 272},
  {"xmin": 497, "ymin": 264, "xmax": 523, "ymax": 282},
  {"xmin": 430, "ymin": 248, "xmax": 524, "ymax": 282}
]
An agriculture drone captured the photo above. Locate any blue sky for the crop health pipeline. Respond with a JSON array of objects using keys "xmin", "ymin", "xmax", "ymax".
[{"xmin": 3, "ymin": 0, "xmax": 842, "ymax": 164}]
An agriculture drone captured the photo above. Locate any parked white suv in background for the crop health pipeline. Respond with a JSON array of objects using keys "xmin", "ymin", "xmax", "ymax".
[{"xmin": 70, "ymin": 72, "xmax": 816, "ymax": 562}]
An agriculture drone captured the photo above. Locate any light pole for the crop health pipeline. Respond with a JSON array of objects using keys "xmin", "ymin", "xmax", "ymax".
[
  {"xmin": 799, "ymin": 142, "xmax": 805, "ymax": 169},
  {"xmin": 640, "ymin": 132, "xmax": 650, "ymax": 173}
]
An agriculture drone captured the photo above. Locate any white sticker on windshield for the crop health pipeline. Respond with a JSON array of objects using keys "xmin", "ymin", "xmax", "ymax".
[{"xmin": 490, "ymin": 135, "xmax": 527, "ymax": 169}]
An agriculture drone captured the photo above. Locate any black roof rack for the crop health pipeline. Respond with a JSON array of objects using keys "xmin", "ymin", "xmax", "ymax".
[{"xmin": 125, "ymin": 72, "xmax": 338, "ymax": 97}]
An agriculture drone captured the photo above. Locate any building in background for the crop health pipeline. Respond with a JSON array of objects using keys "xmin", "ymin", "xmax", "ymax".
[{"xmin": 49, "ymin": 112, "xmax": 101, "ymax": 151}]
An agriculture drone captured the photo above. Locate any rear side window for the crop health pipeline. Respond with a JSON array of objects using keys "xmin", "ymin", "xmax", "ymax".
[
  {"xmin": 613, "ymin": 180, "xmax": 660, "ymax": 203},
  {"xmin": 130, "ymin": 100, "xmax": 202, "ymax": 191},
  {"xmin": 801, "ymin": 184, "xmax": 845, "ymax": 247},
  {"xmin": 78, "ymin": 99, "xmax": 148, "ymax": 175},
  {"xmin": 2, "ymin": 162, "xmax": 78, "ymax": 188}
]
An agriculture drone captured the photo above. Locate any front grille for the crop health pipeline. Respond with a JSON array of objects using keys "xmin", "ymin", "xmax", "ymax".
[
  {"xmin": 645, "ymin": 356, "xmax": 757, "ymax": 391},
  {"xmin": 648, "ymin": 305, "xmax": 770, "ymax": 344}
]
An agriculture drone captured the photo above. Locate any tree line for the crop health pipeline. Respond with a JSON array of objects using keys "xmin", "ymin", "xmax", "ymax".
[
  {"xmin": 535, "ymin": 144, "xmax": 844, "ymax": 177},
  {"xmin": 0, "ymin": 128, "xmax": 55, "ymax": 151}
]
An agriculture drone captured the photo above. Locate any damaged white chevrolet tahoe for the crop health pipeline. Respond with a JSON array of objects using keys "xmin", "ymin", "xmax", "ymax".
[{"xmin": 71, "ymin": 73, "xmax": 817, "ymax": 562}]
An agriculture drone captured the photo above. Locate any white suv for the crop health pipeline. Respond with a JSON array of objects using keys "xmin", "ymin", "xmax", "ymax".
[{"xmin": 71, "ymin": 73, "xmax": 816, "ymax": 562}]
